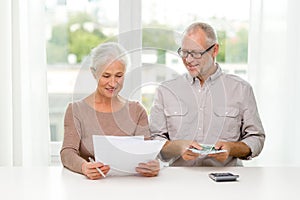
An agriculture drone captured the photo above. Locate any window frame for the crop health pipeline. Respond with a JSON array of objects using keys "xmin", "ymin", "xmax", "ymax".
[{"xmin": 50, "ymin": 0, "xmax": 143, "ymax": 165}]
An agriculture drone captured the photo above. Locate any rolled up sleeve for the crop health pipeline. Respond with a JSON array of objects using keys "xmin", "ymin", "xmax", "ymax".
[{"xmin": 240, "ymin": 86, "xmax": 265, "ymax": 158}]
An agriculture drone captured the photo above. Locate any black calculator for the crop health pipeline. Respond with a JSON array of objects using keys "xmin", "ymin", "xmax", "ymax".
[{"xmin": 209, "ymin": 172, "xmax": 239, "ymax": 182}]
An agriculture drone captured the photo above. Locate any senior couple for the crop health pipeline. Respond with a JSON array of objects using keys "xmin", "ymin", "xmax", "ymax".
[{"xmin": 60, "ymin": 22, "xmax": 265, "ymax": 179}]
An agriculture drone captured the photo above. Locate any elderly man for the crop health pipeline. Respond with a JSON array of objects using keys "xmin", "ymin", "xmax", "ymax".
[{"xmin": 150, "ymin": 22, "xmax": 265, "ymax": 166}]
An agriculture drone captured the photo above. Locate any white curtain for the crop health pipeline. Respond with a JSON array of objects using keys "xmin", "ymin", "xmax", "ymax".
[
  {"xmin": 0, "ymin": 0, "xmax": 50, "ymax": 166},
  {"xmin": 248, "ymin": 0, "xmax": 300, "ymax": 166}
]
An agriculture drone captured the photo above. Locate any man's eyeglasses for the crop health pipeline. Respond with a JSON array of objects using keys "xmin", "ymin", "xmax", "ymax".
[{"xmin": 177, "ymin": 44, "xmax": 216, "ymax": 59}]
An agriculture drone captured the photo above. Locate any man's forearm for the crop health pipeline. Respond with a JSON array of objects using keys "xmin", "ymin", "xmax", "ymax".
[
  {"xmin": 228, "ymin": 141, "xmax": 251, "ymax": 159},
  {"xmin": 160, "ymin": 140, "xmax": 192, "ymax": 160}
]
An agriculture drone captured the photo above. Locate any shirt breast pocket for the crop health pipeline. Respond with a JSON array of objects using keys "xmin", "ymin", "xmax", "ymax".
[
  {"xmin": 164, "ymin": 105, "xmax": 188, "ymax": 136},
  {"xmin": 213, "ymin": 107, "xmax": 240, "ymax": 139}
]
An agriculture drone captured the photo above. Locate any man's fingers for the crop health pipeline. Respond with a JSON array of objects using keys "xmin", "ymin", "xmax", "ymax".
[
  {"xmin": 190, "ymin": 142, "xmax": 202, "ymax": 150},
  {"xmin": 182, "ymin": 152, "xmax": 199, "ymax": 160}
]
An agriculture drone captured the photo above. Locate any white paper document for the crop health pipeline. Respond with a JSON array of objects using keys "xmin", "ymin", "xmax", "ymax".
[{"xmin": 92, "ymin": 135, "xmax": 166, "ymax": 174}]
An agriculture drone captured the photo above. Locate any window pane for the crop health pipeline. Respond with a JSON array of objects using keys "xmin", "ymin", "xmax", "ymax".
[
  {"xmin": 45, "ymin": 0, "xmax": 118, "ymax": 146},
  {"xmin": 141, "ymin": 0, "xmax": 250, "ymax": 112}
]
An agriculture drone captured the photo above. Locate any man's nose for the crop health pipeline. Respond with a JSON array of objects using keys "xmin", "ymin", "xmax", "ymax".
[{"xmin": 185, "ymin": 53, "xmax": 194, "ymax": 62}]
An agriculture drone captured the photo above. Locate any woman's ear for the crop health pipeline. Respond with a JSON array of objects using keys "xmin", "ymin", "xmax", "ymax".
[{"xmin": 90, "ymin": 67, "xmax": 97, "ymax": 79}]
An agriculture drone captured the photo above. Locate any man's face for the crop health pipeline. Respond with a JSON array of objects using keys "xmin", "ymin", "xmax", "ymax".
[{"xmin": 181, "ymin": 30, "xmax": 217, "ymax": 79}]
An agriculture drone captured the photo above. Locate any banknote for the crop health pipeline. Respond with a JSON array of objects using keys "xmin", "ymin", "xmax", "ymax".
[{"xmin": 188, "ymin": 144, "xmax": 227, "ymax": 155}]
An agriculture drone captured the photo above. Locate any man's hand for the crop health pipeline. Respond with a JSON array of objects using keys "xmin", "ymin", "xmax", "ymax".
[
  {"xmin": 181, "ymin": 141, "xmax": 202, "ymax": 161},
  {"xmin": 208, "ymin": 141, "xmax": 251, "ymax": 162},
  {"xmin": 207, "ymin": 141, "xmax": 231, "ymax": 162}
]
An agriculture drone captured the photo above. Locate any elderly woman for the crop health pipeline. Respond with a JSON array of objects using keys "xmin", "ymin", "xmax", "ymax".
[{"xmin": 60, "ymin": 42, "xmax": 160, "ymax": 179}]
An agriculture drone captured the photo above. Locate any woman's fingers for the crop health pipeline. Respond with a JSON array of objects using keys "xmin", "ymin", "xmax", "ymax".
[
  {"xmin": 83, "ymin": 162, "xmax": 110, "ymax": 179},
  {"xmin": 136, "ymin": 160, "xmax": 160, "ymax": 177}
]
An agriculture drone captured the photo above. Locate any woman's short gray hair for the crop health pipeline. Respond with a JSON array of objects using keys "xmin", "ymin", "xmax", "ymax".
[{"xmin": 90, "ymin": 42, "xmax": 129, "ymax": 73}]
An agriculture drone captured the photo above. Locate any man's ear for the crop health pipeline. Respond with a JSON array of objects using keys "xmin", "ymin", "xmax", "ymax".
[{"xmin": 213, "ymin": 44, "xmax": 219, "ymax": 57}]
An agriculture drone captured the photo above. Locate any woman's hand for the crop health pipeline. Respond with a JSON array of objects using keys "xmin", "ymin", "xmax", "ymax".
[
  {"xmin": 136, "ymin": 160, "xmax": 160, "ymax": 177},
  {"xmin": 82, "ymin": 161, "xmax": 110, "ymax": 180}
]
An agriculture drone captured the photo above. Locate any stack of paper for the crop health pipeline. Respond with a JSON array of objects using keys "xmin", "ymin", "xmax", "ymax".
[{"xmin": 92, "ymin": 135, "xmax": 166, "ymax": 174}]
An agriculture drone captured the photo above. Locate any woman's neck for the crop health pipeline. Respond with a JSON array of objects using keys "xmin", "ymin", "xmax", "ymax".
[{"xmin": 87, "ymin": 92, "xmax": 125, "ymax": 113}]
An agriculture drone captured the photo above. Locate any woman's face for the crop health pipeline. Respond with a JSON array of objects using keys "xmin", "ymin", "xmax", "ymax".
[{"xmin": 96, "ymin": 60, "xmax": 125, "ymax": 99}]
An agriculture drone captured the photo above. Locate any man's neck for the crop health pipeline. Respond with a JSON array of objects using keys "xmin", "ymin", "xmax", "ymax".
[{"xmin": 197, "ymin": 63, "xmax": 217, "ymax": 86}]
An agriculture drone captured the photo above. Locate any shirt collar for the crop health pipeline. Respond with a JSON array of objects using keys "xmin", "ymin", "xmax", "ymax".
[
  {"xmin": 186, "ymin": 73, "xmax": 195, "ymax": 85},
  {"xmin": 209, "ymin": 63, "xmax": 222, "ymax": 82}
]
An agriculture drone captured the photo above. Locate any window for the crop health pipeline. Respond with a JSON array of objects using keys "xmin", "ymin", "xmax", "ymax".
[
  {"xmin": 45, "ymin": 0, "xmax": 119, "ymax": 164},
  {"xmin": 46, "ymin": 0, "xmax": 250, "ymax": 165},
  {"xmin": 141, "ymin": 0, "xmax": 250, "ymax": 112}
]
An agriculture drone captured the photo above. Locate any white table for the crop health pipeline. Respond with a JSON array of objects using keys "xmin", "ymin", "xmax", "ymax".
[{"xmin": 0, "ymin": 166, "xmax": 298, "ymax": 200}]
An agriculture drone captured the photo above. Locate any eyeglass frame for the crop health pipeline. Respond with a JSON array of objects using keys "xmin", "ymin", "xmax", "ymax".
[{"xmin": 177, "ymin": 44, "xmax": 216, "ymax": 59}]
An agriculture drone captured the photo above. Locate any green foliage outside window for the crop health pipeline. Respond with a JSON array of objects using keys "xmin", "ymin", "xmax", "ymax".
[
  {"xmin": 47, "ymin": 12, "xmax": 108, "ymax": 64},
  {"xmin": 142, "ymin": 24, "xmax": 178, "ymax": 64},
  {"xmin": 47, "ymin": 24, "xmax": 69, "ymax": 64},
  {"xmin": 217, "ymin": 30, "xmax": 226, "ymax": 62},
  {"xmin": 226, "ymin": 28, "xmax": 248, "ymax": 63},
  {"xmin": 47, "ymin": 12, "xmax": 248, "ymax": 65}
]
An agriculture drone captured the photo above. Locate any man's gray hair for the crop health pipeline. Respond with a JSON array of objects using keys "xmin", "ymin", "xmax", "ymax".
[
  {"xmin": 183, "ymin": 22, "xmax": 218, "ymax": 45},
  {"xmin": 90, "ymin": 42, "xmax": 129, "ymax": 73}
]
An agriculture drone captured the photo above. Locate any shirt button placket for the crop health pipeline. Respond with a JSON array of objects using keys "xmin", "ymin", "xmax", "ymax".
[{"xmin": 198, "ymin": 87, "xmax": 204, "ymax": 138}]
